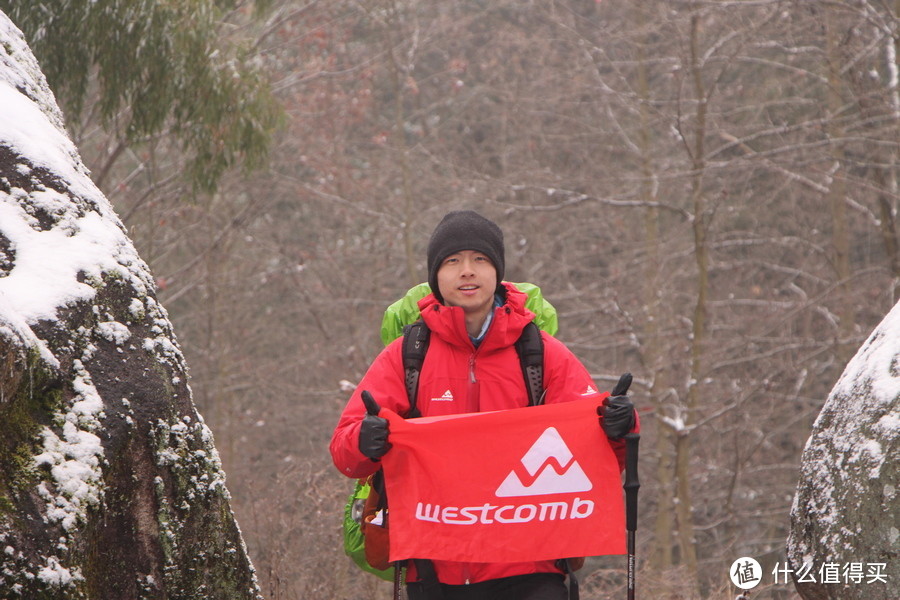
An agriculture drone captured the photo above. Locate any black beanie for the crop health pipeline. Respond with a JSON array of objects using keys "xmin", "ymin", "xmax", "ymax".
[{"xmin": 427, "ymin": 210, "xmax": 505, "ymax": 303}]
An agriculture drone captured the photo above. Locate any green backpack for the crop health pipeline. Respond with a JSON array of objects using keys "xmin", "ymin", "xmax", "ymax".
[{"xmin": 342, "ymin": 282, "xmax": 557, "ymax": 580}]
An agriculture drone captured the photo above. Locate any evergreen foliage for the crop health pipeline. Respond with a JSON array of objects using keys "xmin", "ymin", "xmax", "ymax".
[{"xmin": 1, "ymin": 0, "xmax": 284, "ymax": 192}]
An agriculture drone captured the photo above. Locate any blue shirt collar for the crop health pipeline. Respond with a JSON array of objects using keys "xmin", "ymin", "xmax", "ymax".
[{"xmin": 470, "ymin": 294, "xmax": 504, "ymax": 347}]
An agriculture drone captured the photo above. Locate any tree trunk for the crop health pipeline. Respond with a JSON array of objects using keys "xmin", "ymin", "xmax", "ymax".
[
  {"xmin": 822, "ymin": 5, "xmax": 854, "ymax": 368},
  {"xmin": 673, "ymin": 10, "xmax": 706, "ymax": 594},
  {"xmin": 0, "ymin": 13, "xmax": 261, "ymax": 599},
  {"xmin": 634, "ymin": 3, "xmax": 676, "ymax": 573}
]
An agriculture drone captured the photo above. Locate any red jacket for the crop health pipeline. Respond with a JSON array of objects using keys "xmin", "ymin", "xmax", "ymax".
[{"xmin": 330, "ymin": 283, "xmax": 633, "ymax": 585}]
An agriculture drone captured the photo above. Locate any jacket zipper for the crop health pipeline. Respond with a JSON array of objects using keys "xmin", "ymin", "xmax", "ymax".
[
  {"xmin": 467, "ymin": 351, "xmax": 480, "ymax": 413},
  {"xmin": 466, "ymin": 306, "xmax": 502, "ymax": 413}
]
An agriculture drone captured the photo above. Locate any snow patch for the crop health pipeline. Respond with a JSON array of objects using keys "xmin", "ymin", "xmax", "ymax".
[
  {"xmin": 33, "ymin": 361, "xmax": 105, "ymax": 531},
  {"xmin": 128, "ymin": 298, "xmax": 145, "ymax": 319},
  {"xmin": 36, "ymin": 556, "xmax": 83, "ymax": 586},
  {"xmin": 96, "ymin": 320, "xmax": 131, "ymax": 345},
  {"xmin": 875, "ymin": 412, "xmax": 899, "ymax": 433},
  {"xmin": 0, "ymin": 202, "xmax": 132, "ymax": 323},
  {"xmin": 0, "ymin": 17, "xmax": 68, "ymax": 132},
  {"xmin": 34, "ymin": 422, "xmax": 104, "ymax": 531},
  {"xmin": 831, "ymin": 301, "xmax": 900, "ymax": 405}
]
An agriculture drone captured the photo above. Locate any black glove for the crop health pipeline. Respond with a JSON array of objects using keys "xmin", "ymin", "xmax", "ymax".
[
  {"xmin": 598, "ymin": 373, "xmax": 636, "ymax": 439},
  {"xmin": 358, "ymin": 390, "xmax": 391, "ymax": 460},
  {"xmin": 601, "ymin": 396, "xmax": 636, "ymax": 439}
]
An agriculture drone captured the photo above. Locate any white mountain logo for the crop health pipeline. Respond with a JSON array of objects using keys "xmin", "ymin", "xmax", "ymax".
[
  {"xmin": 495, "ymin": 427, "xmax": 593, "ymax": 497},
  {"xmin": 432, "ymin": 390, "xmax": 454, "ymax": 401}
]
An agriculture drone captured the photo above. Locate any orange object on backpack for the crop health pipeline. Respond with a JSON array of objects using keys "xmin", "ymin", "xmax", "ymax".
[{"xmin": 360, "ymin": 474, "xmax": 392, "ymax": 571}]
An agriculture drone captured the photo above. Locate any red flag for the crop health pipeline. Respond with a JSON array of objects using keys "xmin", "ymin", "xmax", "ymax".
[{"xmin": 380, "ymin": 397, "xmax": 625, "ymax": 563}]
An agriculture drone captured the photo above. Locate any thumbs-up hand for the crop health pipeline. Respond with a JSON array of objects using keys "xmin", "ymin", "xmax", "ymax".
[
  {"xmin": 599, "ymin": 373, "xmax": 636, "ymax": 440},
  {"xmin": 359, "ymin": 390, "xmax": 391, "ymax": 460},
  {"xmin": 610, "ymin": 372, "xmax": 632, "ymax": 397}
]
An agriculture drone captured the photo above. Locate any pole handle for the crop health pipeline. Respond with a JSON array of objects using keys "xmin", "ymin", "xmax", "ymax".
[{"xmin": 624, "ymin": 432, "xmax": 640, "ymax": 532}]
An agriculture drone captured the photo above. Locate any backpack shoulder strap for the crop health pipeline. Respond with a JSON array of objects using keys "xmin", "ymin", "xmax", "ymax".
[
  {"xmin": 401, "ymin": 321, "xmax": 430, "ymax": 418},
  {"xmin": 515, "ymin": 321, "xmax": 545, "ymax": 406}
]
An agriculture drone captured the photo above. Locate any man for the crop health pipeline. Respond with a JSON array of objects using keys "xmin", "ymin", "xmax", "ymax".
[{"xmin": 330, "ymin": 210, "xmax": 637, "ymax": 600}]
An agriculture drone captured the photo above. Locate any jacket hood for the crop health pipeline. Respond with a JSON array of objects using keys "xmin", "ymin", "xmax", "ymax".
[
  {"xmin": 380, "ymin": 281, "xmax": 558, "ymax": 345},
  {"xmin": 417, "ymin": 282, "xmax": 536, "ymax": 350}
]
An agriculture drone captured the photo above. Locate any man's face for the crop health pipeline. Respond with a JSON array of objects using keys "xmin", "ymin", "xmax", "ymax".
[{"xmin": 436, "ymin": 250, "xmax": 497, "ymax": 315}]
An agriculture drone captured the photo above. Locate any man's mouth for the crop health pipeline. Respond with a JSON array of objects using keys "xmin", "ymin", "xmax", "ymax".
[{"xmin": 458, "ymin": 285, "xmax": 479, "ymax": 291}]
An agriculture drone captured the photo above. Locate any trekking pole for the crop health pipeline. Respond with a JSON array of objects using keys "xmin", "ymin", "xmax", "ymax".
[
  {"xmin": 609, "ymin": 373, "xmax": 639, "ymax": 600},
  {"xmin": 392, "ymin": 562, "xmax": 402, "ymax": 600},
  {"xmin": 624, "ymin": 431, "xmax": 640, "ymax": 600}
]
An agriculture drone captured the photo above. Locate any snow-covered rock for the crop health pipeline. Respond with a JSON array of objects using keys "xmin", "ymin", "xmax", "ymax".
[
  {"xmin": 0, "ymin": 11, "xmax": 261, "ymax": 599},
  {"xmin": 787, "ymin": 300, "xmax": 900, "ymax": 600}
]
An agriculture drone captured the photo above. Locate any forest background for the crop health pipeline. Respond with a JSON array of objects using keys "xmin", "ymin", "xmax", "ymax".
[{"xmin": 5, "ymin": 1, "xmax": 899, "ymax": 599}]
